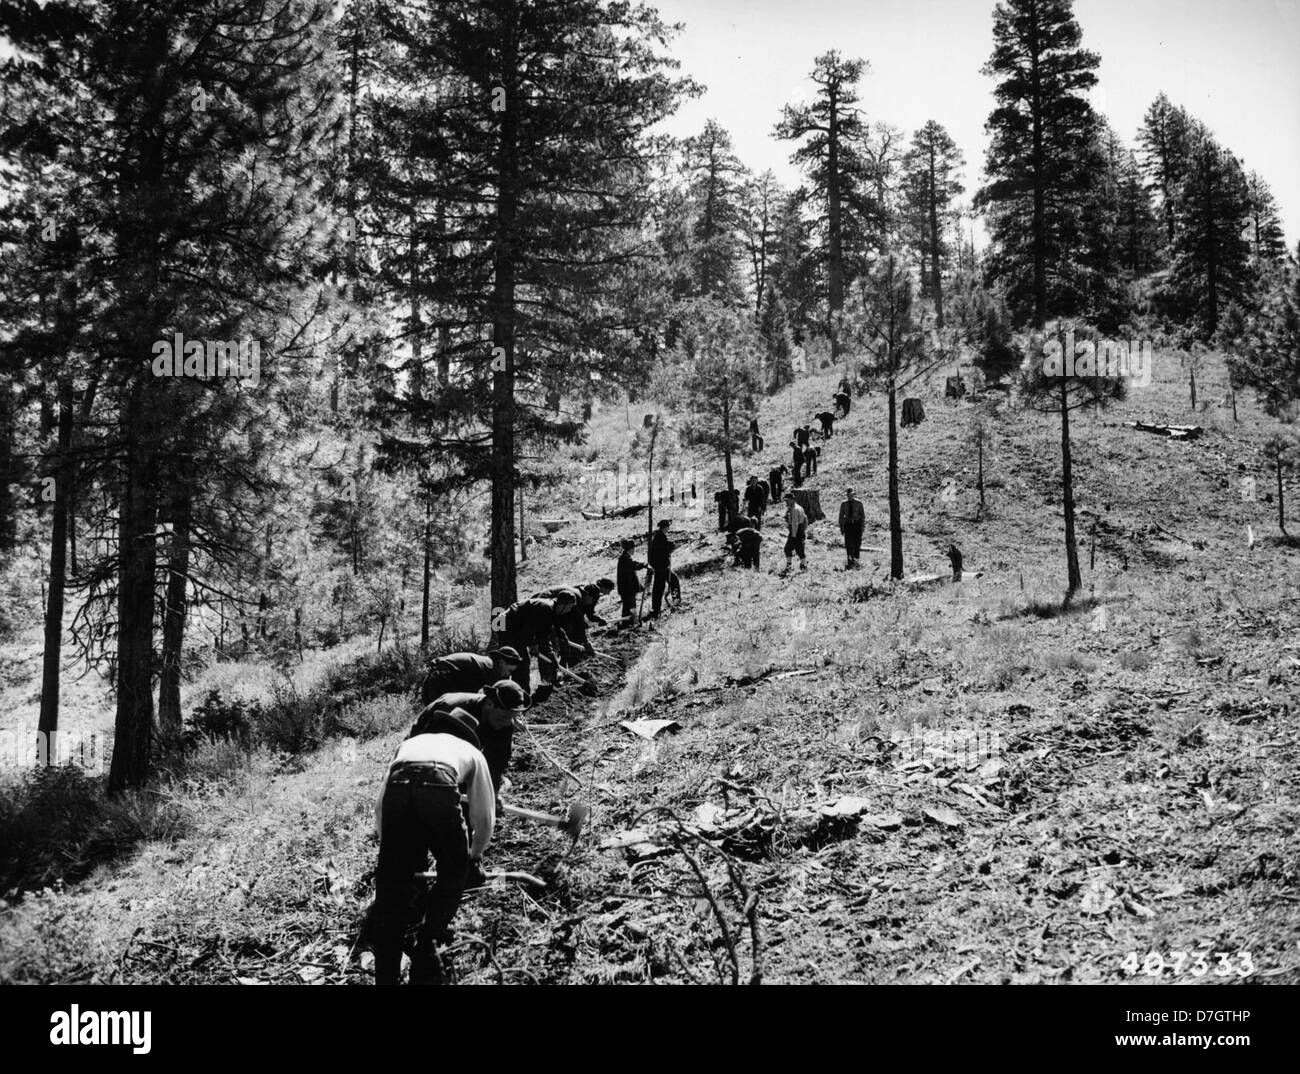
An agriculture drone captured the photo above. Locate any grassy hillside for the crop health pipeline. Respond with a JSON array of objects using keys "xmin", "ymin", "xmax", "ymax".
[{"xmin": 2, "ymin": 345, "xmax": 1297, "ymax": 984}]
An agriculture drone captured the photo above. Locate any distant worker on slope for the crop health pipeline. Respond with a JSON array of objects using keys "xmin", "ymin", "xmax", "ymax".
[
  {"xmin": 838, "ymin": 487, "xmax": 865, "ymax": 570},
  {"xmin": 647, "ymin": 518, "xmax": 675, "ymax": 618},
  {"xmin": 783, "ymin": 492, "xmax": 808, "ymax": 573}
]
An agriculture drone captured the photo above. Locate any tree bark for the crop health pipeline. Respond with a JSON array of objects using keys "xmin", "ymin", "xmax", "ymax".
[
  {"xmin": 489, "ymin": 6, "xmax": 521, "ymax": 632},
  {"xmin": 1061, "ymin": 380, "xmax": 1081, "ymax": 600},
  {"xmin": 38, "ymin": 376, "xmax": 75, "ymax": 756},
  {"xmin": 887, "ymin": 380, "xmax": 902, "ymax": 579},
  {"xmin": 157, "ymin": 486, "xmax": 191, "ymax": 735}
]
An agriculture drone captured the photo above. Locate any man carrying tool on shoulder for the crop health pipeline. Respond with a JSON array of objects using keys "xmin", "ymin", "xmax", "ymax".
[{"xmin": 373, "ymin": 706, "xmax": 494, "ymax": 986}]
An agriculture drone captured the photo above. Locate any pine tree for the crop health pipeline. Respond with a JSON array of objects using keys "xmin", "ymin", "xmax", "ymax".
[
  {"xmin": 1244, "ymin": 171, "xmax": 1288, "ymax": 268},
  {"xmin": 1226, "ymin": 247, "xmax": 1300, "ymax": 417},
  {"xmin": 1137, "ymin": 93, "xmax": 1194, "ymax": 247},
  {"xmin": 842, "ymin": 252, "xmax": 948, "ymax": 579},
  {"xmin": 977, "ymin": 0, "xmax": 1101, "ymax": 328},
  {"xmin": 681, "ymin": 120, "xmax": 748, "ymax": 302},
  {"xmin": 1165, "ymin": 134, "xmax": 1253, "ymax": 339},
  {"xmin": 775, "ymin": 51, "xmax": 884, "ymax": 356},
  {"xmin": 900, "ymin": 121, "xmax": 965, "ymax": 328},
  {"xmin": 1018, "ymin": 325, "xmax": 1126, "ymax": 599}
]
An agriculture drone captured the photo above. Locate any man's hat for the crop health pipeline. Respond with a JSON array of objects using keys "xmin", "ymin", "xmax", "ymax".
[
  {"xmin": 488, "ymin": 646, "xmax": 522, "ymax": 664},
  {"xmin": 486, "ymin": 679, "xmax": 528, "ymax": 711},
  {"xmin": 414, "ymin": 705, "xmax": 481, "ymax": 750},
  {"xmin": 784, "ymin": 491, "xmax": 795, "ymax": 500},
  {"xmin": 596, "ymin": 577, "xmax": 615, "ymax": 591},
  {"xmin": 657, "ymin": 519, "xmax": 671, "ymax": 529}
]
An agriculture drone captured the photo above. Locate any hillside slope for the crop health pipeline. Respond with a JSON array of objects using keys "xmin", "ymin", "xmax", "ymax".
[{"xmin": 2, "ymin": 347, "xmax": 1298, "ymax": 985}]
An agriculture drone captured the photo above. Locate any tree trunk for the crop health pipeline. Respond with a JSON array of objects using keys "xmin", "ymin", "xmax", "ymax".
[
  {"xmin": 489, "ymin": 13, "xmax": 521, "ymax": 633},
  {"xmin": 1278, "ymin": 447, "xmax": 1287, "ymax": 536},
  {"xmin": 158, "ymin": 486, "xmax": 192, "ymax": 735},
  {"xmin": 420, "ymin": 496, "xmax": 431, "ymax": 650},
  {"xmin": 1189, "ymin": 368, "xmax": 1197, "ymax": 409},
  {"xmin": 1060, "ymin": 381, "xmax": 1081, "ymax": 600},
  {"xmin": 827, "ymin": 87, "xmax": 844, "ymax": 359},
  {"xmin": 37, "ymin": 377, "xmax": 75, "ymax": 757},
  {"xmin": 887, "ymin": 381, "xmax": 902, "ymax": 579},
  {"xmin": 110, "ymin": 384, "xmax": 158, "ymax": 794},
  {"xmin": 928, "ymin": 146, "xmax": 944, "ymax": 329},
  {"xmin": 977, "ymin": 438, "xmax": 985, "ymax": 510},
  {"xmin": 518, "ymin": 481, "xmax": 526, "ymax": 562},
  {"xmin": 1029, "ymin": 46, "xmax": 1047, "ymax": 330}
]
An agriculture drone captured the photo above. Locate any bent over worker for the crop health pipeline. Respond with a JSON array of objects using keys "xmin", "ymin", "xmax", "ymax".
[{"xmin": 373, "ymin": 707, "xmax": 494, "ymax": 986}]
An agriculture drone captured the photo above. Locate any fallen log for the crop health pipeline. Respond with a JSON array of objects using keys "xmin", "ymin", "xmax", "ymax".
[{"xmin": 1128, "ymin": 421, "xmax": 1202, "ymax": 440}]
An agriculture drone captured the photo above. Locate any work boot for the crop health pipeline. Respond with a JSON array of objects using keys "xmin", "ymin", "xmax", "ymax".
[{"xmin": 799, "ymin": 560, "xmax": 808, "ymax": 571}]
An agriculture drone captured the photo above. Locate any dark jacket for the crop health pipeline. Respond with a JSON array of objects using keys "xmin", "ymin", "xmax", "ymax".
[
  {"xmin": 617, "ymin": 550, "xmax": 646, "ymax": 594},
  {"xmin": 501, "ymin": 598, "xmax": 561, "ymax": 645},
  {"xmin": 648, "ymin": 529, "xmax": 674, "ymax": 570},
  {"xmin": 420, "ymin": 653, "xmax": 495, "ymax": 706}
]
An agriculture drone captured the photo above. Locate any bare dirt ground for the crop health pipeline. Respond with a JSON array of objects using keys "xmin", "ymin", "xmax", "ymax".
[{"xmin": 2, "ymin": 350, "xmax": 1297, "ymax": 985}]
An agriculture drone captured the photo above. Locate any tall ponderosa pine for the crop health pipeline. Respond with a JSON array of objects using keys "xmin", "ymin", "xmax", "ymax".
[
  {"xmin": 680, "ymin": 119, "xmax": 748, "ymax": 302},
  {"xmin": 775, "ymin": 51, "xmax": 884, "ymax": 356},
  {"xmin": 385, "ymin": 0, "xmax": 691, "ymax": 624},
  {"xmin": 977, "ymin": 0, "xmax": 1101, "ymax": 328},
  {"xmin": 1165, "ymin": 134, "xmax": 1253, "ymax": 339},
  {"xmin": 1137, "ymin": 93, "xmax": 1194, "ymax": 246},
  {"xmin": 901, "ymin": 121, "xmax": 965, "ymax": 328}
]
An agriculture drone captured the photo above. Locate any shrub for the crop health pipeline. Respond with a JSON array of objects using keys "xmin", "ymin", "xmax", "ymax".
[{"xmin": 0, "ymin": 766, "xmax": 191, "ymax": 898}]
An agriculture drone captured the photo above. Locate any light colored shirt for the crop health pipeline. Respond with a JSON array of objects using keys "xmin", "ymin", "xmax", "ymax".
[
  {"xmin": 374, "ymin": 733, "xmax": 495, "ymax": 860},
  {"xmin": 786, "ymin": 502, "xmax": 808, "ymax": 537}
]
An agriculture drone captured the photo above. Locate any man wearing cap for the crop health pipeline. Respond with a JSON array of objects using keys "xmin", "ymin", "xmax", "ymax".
[
  {"xmin": 414, "ymin": 680, "xmax": 528, "ymax": 793},
  {"xmin": 647, "ymin": 518, "xmax": 674, "ymax": 617},
  {"xmin": 790, "ymin": 441, "xmax": 804, "ymax": 487},
  {"xmin": 420, "ymin": 648, "xmax": 522, "ymax": 706},
  {"xmin": 534, "ymin": 579, "xmax": 615, "ymax": 660},
  {"xmin": 784, "ymin": 492, "xmax": 808, "ymax": 572},
  {"xmin": 498, "ymin": 593, "xmax": 576, "ymax": 696},
  {"xmin": 373, "ymin": 706, "xmax": 494, "ymax": 985},
  {"xmin": 838, "ymin": 487, "xmax": 866, "ymax": 569}
]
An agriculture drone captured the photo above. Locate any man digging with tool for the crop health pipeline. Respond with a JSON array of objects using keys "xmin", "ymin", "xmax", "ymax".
[
  {"xmin": 413, "ymin": 680, "xmax": 529, "ymax": 793},
  {"xmin": 373, "ymin": 706, "xmax": 494, "ymax": 986},
  {"xmin": 420, "ymin": 647, "xmax": 523, "ymax": 706}
]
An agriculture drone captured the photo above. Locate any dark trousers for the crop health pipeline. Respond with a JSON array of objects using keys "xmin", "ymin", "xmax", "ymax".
[
  {"xmin": 751, "ymin": 433, "xmax": 764, "ymax": 451},
  {"xmin": 619, "ymin": 589, "xmax": 638, "ymax": 618},
  {"xmin": 740, "ymin": 547, "xmax": 760, "ymax": 570},
  {"xmin": 843, "ymin": 521, "xmax": 864, "ymax": 562},
  {"xmin": 785, "ymin": 524, "xmax": 807, "ymax": 561},
  {"xmin": 650, "ymin": 566, "xmax": 668, "ymax": 613},
  {"xmin": 374, "ymin": 764, "xmax": 468, "ymax": 985}
]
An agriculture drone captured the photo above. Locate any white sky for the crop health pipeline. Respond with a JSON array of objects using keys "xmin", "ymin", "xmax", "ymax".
[{"xmin": 650, "ymin": 0, "xmax": 1300, "ymax": 247}]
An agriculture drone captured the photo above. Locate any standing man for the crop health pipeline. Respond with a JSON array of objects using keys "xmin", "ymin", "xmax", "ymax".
[
  {"xmin": 795, "ymin": 423, "xmax": 811, "ymax": 448},
  {"xmin": 808, "ymin": 445, "xmax": 820, "ymax": 476},
  {"xmin": 497, "ymin": 592, "xmax": 577, "ymax": 696},
  {"xmin": 648, "ymin": 518, "xmax": 674, "ymax": 618},
  {"xmin": 768, "ymin": 464, "xmax": 786, "ymax": 502},
  {"xmin": 421, "ymin": 648, "xmax": 522, "ymax": 706},
  {"xmin": 743, "ymin": 477, "xmax": 767, "ymax": 528},
  {"xmin": 791, "ymin": 441, "xmax": 804, "ymax": 488},
  {"xmin": 616, "ymin": 539, "xmax": 646, "ymax": 621},
  {"xmin": 838, "ymin": 487, "xmax": 865, "ymax": 569},
  {"xmin": 749, "ymin": 416, "xmax": 764, "ymax": 452},
  {"xmin": 783, "ymin": 492, "xmax": 809, "ymax": 573},
  {"xmin": 414, "ymin": 680, "xmax": 529, "ymax": 793},
  {"xmin": 373, "ymin": 706, "xmax": 494, "ymax": 986}
]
